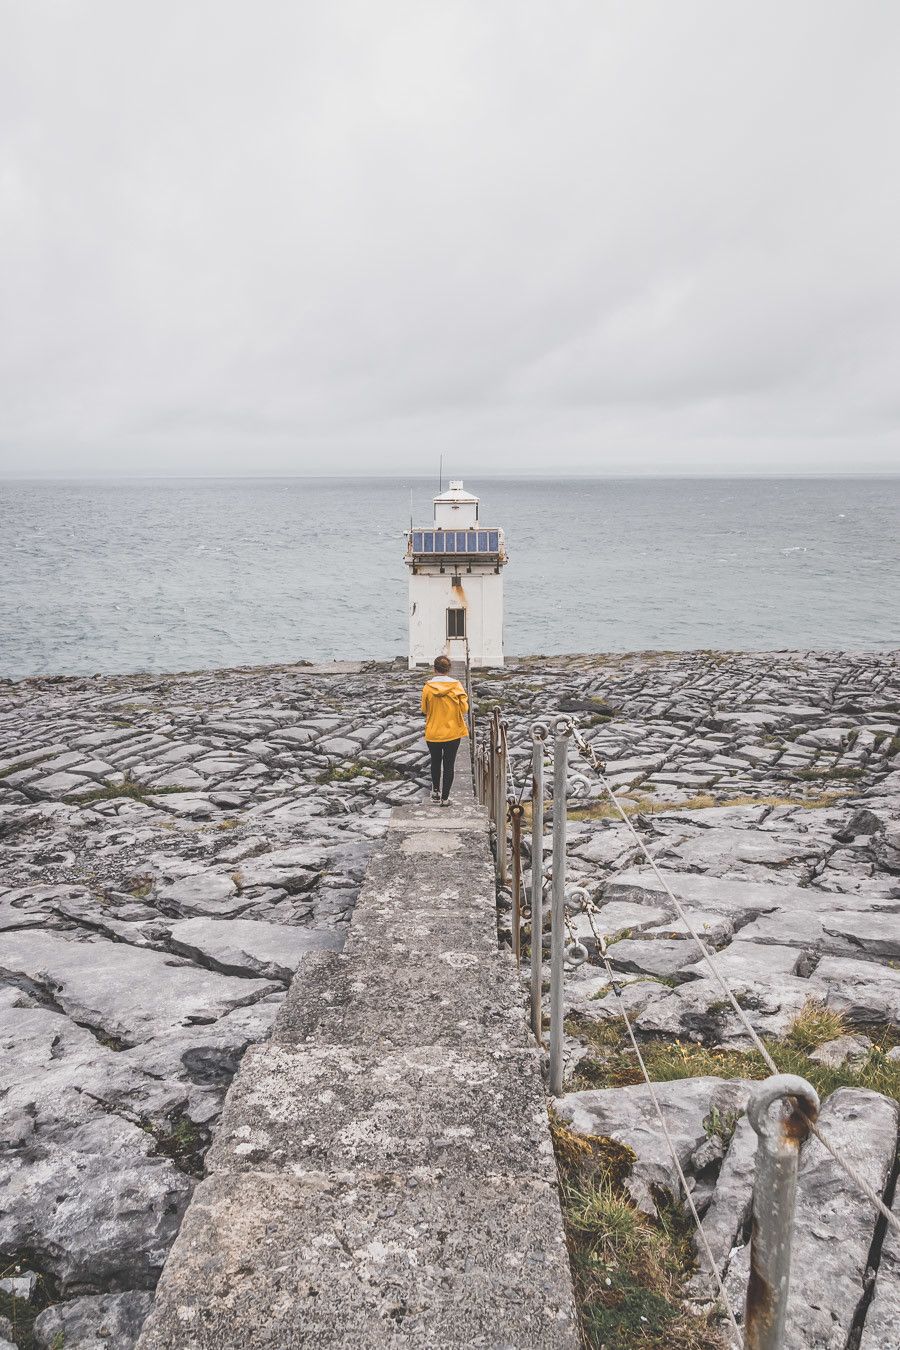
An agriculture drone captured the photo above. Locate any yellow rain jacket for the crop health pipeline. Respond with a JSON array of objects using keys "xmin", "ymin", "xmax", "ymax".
[{"xmin": 421, "ymin": 675, "xmax": 469, "ymax": 742}]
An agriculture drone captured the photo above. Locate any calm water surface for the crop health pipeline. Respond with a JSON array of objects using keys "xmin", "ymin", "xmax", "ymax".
[{"xmin": 1, "ymin": 477, "xmax": 898, "ymax": 679}]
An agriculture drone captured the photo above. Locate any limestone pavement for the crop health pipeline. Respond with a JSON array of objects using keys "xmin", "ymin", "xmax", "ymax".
[{"xmin": 1, "ymin": 649, "xmax": 899, "ymax": 1346}]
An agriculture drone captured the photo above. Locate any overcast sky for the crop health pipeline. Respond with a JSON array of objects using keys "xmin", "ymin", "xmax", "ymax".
[{"xmin": 2, "ymin": 1, "xmax": 899, "ymax": 478}]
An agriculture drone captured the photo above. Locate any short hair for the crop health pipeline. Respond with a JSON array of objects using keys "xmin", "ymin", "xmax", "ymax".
[{"xmin": 433, "ymin": 655, "xmax": 451, "ymax": 673}]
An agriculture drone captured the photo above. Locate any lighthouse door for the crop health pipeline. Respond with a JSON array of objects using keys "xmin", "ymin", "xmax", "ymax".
[{"xmin": 446, "ymin": 607, "xmax": 466, "ymax": 641}]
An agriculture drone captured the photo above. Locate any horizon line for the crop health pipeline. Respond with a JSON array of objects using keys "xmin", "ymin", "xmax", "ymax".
[{"xmin": 2, "ymin": 470, "xmax": 900, "ymax": 484}]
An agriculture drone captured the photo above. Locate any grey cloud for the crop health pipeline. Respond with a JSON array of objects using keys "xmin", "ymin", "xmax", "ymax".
[{"xmin": 0, "ymin": 0, "xmax": 898, "ymax": 476}]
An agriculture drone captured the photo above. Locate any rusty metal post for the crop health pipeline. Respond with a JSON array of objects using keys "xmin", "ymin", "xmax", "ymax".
[
  {"xmin": 744, "ymin": 1074, "xmax": 820, "ymax": 1350},
  {"xmin": 510, "ymin": 801, "xmax": 524, "ymax": 964},
  {"xmin": 530, "ymin": 724, "xmax": 547, "ymax": 1043},
  {"xmin": 487, "ymin": 714, "xmax": 498, "ymax": 825},
  {"xmin": 549, "ymin": 721, "xmax": 570, "ymax": 1096}
]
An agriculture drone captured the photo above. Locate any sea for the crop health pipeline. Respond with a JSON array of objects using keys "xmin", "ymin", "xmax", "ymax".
[{"xmin": 1, "ymin": 476, "xmax": 898, "ymax": 680}]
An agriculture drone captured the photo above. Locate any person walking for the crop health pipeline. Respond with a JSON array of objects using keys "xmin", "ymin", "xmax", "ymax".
[{"xmin": 421, "ymin": 654, "xmax": 469, "ymax": 805}]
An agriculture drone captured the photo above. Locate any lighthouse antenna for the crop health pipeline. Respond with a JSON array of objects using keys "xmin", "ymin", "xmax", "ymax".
[
  {"xmin": 409, "ymin": 488, "xmax": 413, "ymax": 532},
  {"xmin": 439, "ymin": 455, "xmax": 443, "ymax": 494}
]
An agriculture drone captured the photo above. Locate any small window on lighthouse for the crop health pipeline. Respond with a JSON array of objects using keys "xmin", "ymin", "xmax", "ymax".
[{"xmin": 447, "ymin": 608, "xmax": 466, "ymax": 639}]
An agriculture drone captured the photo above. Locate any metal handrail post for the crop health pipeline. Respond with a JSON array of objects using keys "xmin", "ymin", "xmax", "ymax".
[
  {"xmin": 744, "ymin": 1074, "xmax": 820, "ymax": 1350},
  {"xmin": 488, "ymin": 714, "xmax": 498, "ymax": 825},
  {"xmin": 510, "ymin": 801, "xmax": 524, "ymax": 964},
  {"xmin": 549, "ymin": 722, "xmax": 570, "ymax": 1095},
  {"xmin": 530, "ymin": 725, "xmax": 546, "ymax": 1043},
  {"xmin": 464, "ymin": 641, "xmax": 475, "ymax": 777},
  {"xmin": 497, "ymin": 720, "xmax": 508, "ymax": 884}
]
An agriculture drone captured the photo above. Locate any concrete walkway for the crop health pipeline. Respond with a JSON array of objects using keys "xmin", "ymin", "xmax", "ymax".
[{"xmin": 137, "ymin": 750, "xmax": 578, "ymax": 1348}]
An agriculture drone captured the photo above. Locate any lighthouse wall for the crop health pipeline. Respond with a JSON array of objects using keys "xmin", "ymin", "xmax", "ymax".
[{"xmin": 408, "ymin": 570, "xmax": 504, "ymax": 668}]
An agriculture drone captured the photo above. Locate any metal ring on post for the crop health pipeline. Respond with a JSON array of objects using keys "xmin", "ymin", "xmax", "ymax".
[
  {"xmin": 553, "ymin": 716, "xmax": 573, "ymax": 738},
  {"xmin": 563, "ymin": 941, "xmax": 589, "ymax": 971},
  {"xmin": 744, "ymin": 1074, "xmax": 819, "ymax": 1350},
  {"xmin": 747, "ymin": 1074, "xmax": 820, "ymax": 1143},
  {"xmin": 531, "ymin": 720, "xmax": 549, "ymax": 743}
]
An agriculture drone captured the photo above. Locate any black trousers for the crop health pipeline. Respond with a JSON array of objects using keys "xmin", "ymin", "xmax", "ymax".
[{"xmin": 427, "ymin": 738, "xmax": 461, "ymax": 799}]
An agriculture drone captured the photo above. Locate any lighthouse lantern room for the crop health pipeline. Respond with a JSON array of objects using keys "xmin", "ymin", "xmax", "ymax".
[{"xmin": 405, "ymin": 481, "xmax": 507, "ymax": 668}]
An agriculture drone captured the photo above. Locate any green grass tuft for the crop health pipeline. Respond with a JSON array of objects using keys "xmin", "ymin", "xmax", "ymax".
[
  {"xmin": 550, "ymin": 1114, "xmax": 727, "ymax": 1349},
  {"xmin": 784, "ymin": 1000, "xmax": 847, "ymax": 1053},
  {"xmin": 66, "ymin": 774, "xmax": 190, "ymax": 805},
  {"xmin": 567, "ymin": 1015, "xmax": 900, "ymax": 1106},
  {"xmin": 317, "ymin": 758, "xmax": 404, "ymax": 784}
]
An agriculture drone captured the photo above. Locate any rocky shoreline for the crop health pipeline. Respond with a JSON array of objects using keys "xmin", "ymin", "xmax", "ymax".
[{"xmin": 1, "ymin": 650, "xmax": 898, "ymax": 1347}]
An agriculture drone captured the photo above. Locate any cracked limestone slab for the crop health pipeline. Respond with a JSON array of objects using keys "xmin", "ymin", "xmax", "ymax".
[
  {"xmin": 632, "ymin": 974, "xmax": 817, "ymax": 1042},
  {"xmin": 687, "ymin": 1114, "xmax": 758, "ymax": 1298},
  {"xmin": 0, "ymin": 930, "xmax": 280, "ymax": 1044},
  {"xmin": 738, "ymin": 908, "xmax": 900, "ymax": 959},
  {"xmin": 0, "ymin": 1108, "xmax": 193, "ymax": 1293},
  {"xmin": 162, "ymin": 917, "xmax": 343, "ymax": 981},
  {"xmin": 604, "ymin": 936, "xmax": 700, "ymax": 980},
  {"xmin": 680, "ymin": 939, "xmax": 802, "ymax": 982},
  {"xmin": 603, "ymin": 868, "xmax": 878, "ymax": 919},
  {"xmin": 860, "ymin": 1177, "xmax": 900, "ymax": 1350},
  {"xmin": 807, "ymin": 955, "xmax": 900, "ymax": 1025}
]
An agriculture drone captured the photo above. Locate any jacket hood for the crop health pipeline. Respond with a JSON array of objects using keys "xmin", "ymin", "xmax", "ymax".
[{"xmin": 424, "ymin": 676, "xmax": 465, "ymax": 698}]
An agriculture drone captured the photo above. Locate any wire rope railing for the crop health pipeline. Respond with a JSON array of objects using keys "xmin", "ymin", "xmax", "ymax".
[{"xmin": 474, "ymin": 708, "xmax": 899, "ymax": 1350}]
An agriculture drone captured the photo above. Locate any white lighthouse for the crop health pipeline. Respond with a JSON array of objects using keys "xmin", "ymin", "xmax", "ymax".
[{"xmin": 405, "ymin": 481, "xmax": 508, "ymax": 669}]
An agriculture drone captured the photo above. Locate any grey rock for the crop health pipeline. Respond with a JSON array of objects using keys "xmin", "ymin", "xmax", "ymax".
[
  {"xmin": 873, "ymin": 823, "xmax": 900, "ymax": 873},
  {"xmin": 633, "ymin": 974, "xmax": 815, "ymax": 1042},
  {"xmin": 235, "ymin": 843, "xmax": 328, "ymax": 890},
  {"xmin": 555, "ymin": 1076, "xmax": 751, "ymax": 1215},
  {"xmin": 662, "ymin": 826, "xmax": 819, "ymax": 873},
  {"xmin": 34, "ymin": 1292, "xmax": 153, "ymax": 1349},
  {"xmin": 0, "ymin": 930, "xmax": 280, "ymax": 1043},
  {"xmin": 318, "ymin": 735, "xmax": 362, "ymax": 756},
  {"xmin": 681, "ymin": 940, "xmax": 802, "ymax": 983},
  {"xmin": 0, "ymin": 1113, "xmax": 193, "ymax": 1292},
  {"xmin": 604, "ymin": 937, "xmax": 698, "ymax": 980},
  {"xmin": 155, "ymin": 870, "xmax": 244, "ymax": 916},
  {"xmin": 163, "ymin": 917, "xmax": 343, "ymax": 981},
  {"xmin": 860, "ymin": 1179, "xmax": 900, "ymax": 1349},
  {"xmin": 0, "ymin": 1270, "xmax": 39, "ymax": 1301},
  {"xmin": 688, "ymin": 1114, "xmax": 758, "ymax": 1297},
  {"xmin": 573, "ymin": 899, "xmax": 671, "ymax": 943},
  {"xmin": 642, "ymin": 909, "xmax": 734, "ymax": 946},
  {"xmin": 809, "ymin": 1034, "xmax": 873, "ymax": 1067},
  {"xmin": 690, "ymin": 1133, "xmax": 725, "ymax": 1173}
]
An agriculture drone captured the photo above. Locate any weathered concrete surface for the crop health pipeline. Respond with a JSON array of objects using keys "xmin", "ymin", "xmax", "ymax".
[{"xmin": 137, "ymin": 766, "xmax": 579, "ymax": 1348}]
